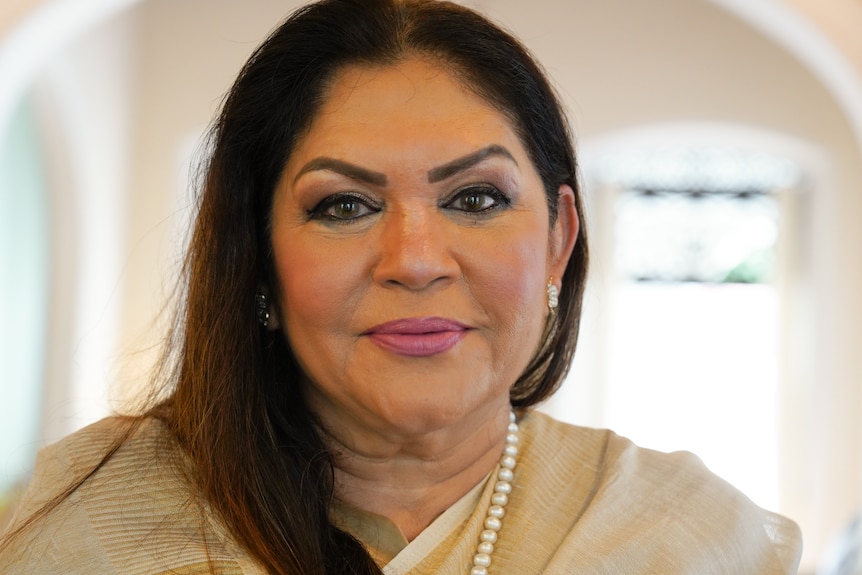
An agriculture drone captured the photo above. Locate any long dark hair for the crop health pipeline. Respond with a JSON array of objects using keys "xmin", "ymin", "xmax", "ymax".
[{"xmin": 4, "ymin": 1, "xmax": 589, "ymax": 573}]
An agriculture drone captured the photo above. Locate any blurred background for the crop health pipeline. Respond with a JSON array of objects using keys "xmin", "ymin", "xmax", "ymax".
[{"xmin": 1, "ymin": 0, "xmax": 860, "ymax": 572}]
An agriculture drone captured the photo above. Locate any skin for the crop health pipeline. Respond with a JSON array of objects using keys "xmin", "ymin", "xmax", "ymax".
[{"xmin": 270, "ymin": 58, "xmax": 578, "ymax": 541}]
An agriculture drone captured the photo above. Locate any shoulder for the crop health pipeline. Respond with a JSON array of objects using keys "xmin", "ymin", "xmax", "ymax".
[
  {"xmin": 4, "ymin": 417, "xmax": 162, "ymax": 526},
  {"xmin": 0, "ymin": 417, "xmax": 254, "ymax": 574},
  {"xmin": 510, "ymin": 411, "xmax": 802, "ymax": 573}
]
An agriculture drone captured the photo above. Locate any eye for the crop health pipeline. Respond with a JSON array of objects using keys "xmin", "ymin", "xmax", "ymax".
[
  {"xmin": 307, "ymin": 193, "xmax": 380, "ymax": 222},
  {"xmin": 444, "ymin": 185, "xmax": 511, "ymax": 214}
]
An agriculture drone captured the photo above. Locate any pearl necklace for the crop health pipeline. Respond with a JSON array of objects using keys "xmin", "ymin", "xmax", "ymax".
[{"xmin": 470, "ymin": 410, "xmax": 519, "ymax": 575}]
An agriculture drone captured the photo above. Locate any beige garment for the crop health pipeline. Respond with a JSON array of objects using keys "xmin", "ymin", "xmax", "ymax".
[
  {"xmin": 334, "ymin": 412, "xmax": 803, "ymax": 574},
  {"xmin": 0, "ymin": 412, "xmax": 802, "ymax": 574},
  {"xmin": 0, "ymin": 417, "xmax": 263, "ymax": 575}
]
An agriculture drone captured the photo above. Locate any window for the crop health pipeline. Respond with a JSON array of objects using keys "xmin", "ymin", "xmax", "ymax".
[
  {"xmin": 0, "ymin": 97, "xmax": 49, "ymax": 515},
  {"xmin": 570, "ymin": 144, "xmax": 800, "ymax": 510}
]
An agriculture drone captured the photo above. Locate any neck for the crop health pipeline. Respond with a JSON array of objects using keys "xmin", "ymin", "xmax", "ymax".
[{"xmin": 323, "ymin": 402, "xmax": 513, "ymax": 541}]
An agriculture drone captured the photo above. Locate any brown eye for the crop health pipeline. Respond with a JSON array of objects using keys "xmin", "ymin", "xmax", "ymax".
[
  {"xmin": 446, "ymin": 185, "xmax": 511, "ymax": 214},
  {"xmin": 461, "ymin": 191, "xmax": 491, "ymax": 212},
  {"xmin": 329, "ymin": 199, "xmax": 362, "ymax": 219},
  {"xmin": 308, "ymin": 193, "xmax": 380, "ymax": 222}
]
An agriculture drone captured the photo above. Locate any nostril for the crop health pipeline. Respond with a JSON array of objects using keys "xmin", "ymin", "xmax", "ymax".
[{"xmin": 374, "ymin": 224, "xmax": 459, "ymax": 290}]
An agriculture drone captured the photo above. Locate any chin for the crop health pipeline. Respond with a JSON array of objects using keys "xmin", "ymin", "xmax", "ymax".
[{"xmin": 368, "ymin": 385, "xmax": 509, "ymax": 434}]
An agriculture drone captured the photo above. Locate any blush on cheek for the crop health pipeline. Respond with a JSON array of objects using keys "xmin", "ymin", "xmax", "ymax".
[
  {"xmin": 494, "ymin": 240, "xmax": 549, "ymax": 308},
  {"xmin": 273, "ymin": 248, "xmax": 326, "ymax": 335},
  {"xmin": 276, "ymin": 238, "xmax": 371, "ymax": 349},
  {"xmin": 473, "ymin": 246, "xmax": 548, "ymax": 361},
  {"xmin": 277, "ymin": 237, "xmax": 338, "ymax": 307}
]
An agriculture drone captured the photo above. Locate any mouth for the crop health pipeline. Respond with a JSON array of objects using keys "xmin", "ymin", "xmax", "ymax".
[{"xmin": 361, "ymin": 317, "xmax": 470, "ymax": 357}]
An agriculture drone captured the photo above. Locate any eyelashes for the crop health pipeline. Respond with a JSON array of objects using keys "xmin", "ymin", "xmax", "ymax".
[
  {"xmin": 442, "ymin": 185, "xmax": 512, "ymax": 214},
  {"xmin": 306, "ymin": 185, "xmax": 512, "ymax": 224},
  {"xmin": 306, "ymin": 192, "xmax": 381, "ymax": 222}
]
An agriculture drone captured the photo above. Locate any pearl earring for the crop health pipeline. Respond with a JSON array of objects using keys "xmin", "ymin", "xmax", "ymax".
[{"xmin": 547, "ymin": 278, "xmax": 559, "ymax": 311}]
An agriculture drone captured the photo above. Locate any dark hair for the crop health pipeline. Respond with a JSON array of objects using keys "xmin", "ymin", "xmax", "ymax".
[{"xmin": 4, "ymin": 1, "xmax": 589, "ymax": 573}]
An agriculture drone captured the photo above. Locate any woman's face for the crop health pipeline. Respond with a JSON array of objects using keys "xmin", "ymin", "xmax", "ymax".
[{"xmin": 270, "ymin": 58, "xmax": 576, "ymax": 438}]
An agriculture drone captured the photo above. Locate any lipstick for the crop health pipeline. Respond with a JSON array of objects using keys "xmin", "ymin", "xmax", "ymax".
[{"xmin": 362, "ymin": 317, "xmax": 469, "ymax": 357}]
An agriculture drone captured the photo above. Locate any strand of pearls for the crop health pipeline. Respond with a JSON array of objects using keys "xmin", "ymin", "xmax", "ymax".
[{"xmin": 470, "ymin": 410, "xmax": 519, "ymax": 575}]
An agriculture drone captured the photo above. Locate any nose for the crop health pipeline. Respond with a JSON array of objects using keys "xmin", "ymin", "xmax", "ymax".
[{"xmin": 372, "ymin": 207, "xmax": 459, "ymax": 290}]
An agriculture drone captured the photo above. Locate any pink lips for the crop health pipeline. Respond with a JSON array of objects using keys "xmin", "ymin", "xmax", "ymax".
[{"xmin": 362, "ymin": 317, "xmax": 469, "ymax": 357}]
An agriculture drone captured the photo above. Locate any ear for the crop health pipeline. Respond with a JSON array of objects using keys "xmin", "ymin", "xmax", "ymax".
[{"xmin": 548, "ymin": 184, "xmax": 580, "ymax": 283}]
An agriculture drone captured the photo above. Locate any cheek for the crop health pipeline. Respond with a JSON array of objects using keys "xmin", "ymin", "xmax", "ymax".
[
  {"xmin": 273, "ymin": 234, "xmax": 366, "ymax": 341},
  {"xmin": 470, "ymin": 227, "xmax": 550, "ymax": 342}
]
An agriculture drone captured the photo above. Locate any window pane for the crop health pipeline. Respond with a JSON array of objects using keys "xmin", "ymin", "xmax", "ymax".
[
  {"xmin": 0, "ymin": 97, "xmax": 49, "ymax": 512},
  {"xmin": 606, "ymin": 281, "xmax": 779, "ymax": 509},
  {"xmin": 615, "ymin": 189, "xmax": 779, "ymax": 283},
  {"xmin": 596, "ymin": 145, "xmax": 795, "ymax": 511}
]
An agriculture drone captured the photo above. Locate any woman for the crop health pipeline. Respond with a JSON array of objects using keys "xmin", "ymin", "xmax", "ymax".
[{"xmin": 0, "ymin": 0, "xmax": 802, "ymax": 573}]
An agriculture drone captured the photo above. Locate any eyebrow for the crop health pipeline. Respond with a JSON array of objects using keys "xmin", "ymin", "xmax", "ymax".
[
  {"xmin": 293, "ymin": 158, "xmax": 388, "ymax": 187},
  {"xmin": 426, "ymin": 145, "xmax": 518, "ymax": 183},
  {"xmin": 293, "ymin": 144, "xmax": 517, "ymax": 187}
]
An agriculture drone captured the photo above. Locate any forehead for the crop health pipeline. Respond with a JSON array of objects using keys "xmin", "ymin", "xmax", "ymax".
[
  {"xmin": 321, "ymin": 58, "xmax": 487, "ymax": 117},
  {"xmin": 287, "ymin": 58, "xmax": 524, "ymax": 167}
]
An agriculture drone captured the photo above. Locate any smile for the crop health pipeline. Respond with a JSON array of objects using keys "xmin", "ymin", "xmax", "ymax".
[{"xmin": 362, "ymin": 317, "xmax": 470, "ymax": 357}]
